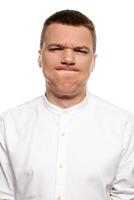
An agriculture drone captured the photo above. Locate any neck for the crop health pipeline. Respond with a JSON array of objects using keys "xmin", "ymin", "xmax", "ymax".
[{"xmin": 45, "ymin": 90, "xmax": 87, "ymax": 108}]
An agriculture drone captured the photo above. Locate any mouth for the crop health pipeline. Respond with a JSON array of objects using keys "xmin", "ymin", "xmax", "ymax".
[{"xmin": 55, "ymin": 66, "xmax": 79, "ymax": 72}]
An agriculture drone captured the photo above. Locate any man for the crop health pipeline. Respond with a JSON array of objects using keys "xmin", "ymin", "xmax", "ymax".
[{"xmin": 0, "ymin": 9, "xmax": 134, "ymax": 200}]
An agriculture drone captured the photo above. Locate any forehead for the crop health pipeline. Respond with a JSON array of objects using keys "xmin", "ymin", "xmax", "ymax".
[{"xmin": 44, "ymin": 23, "xmax": 93, "ymax": 46}]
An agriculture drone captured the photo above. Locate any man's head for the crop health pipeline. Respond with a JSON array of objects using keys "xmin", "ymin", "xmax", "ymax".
[
  {"xmin": 38, "ymin": 10, "xmax": 97, "ymax": 103},
  {"xmin": 40, "ymin": 9, "xmax": 96, "ymax": 53}
]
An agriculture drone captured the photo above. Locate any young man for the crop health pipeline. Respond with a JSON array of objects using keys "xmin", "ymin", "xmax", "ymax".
[{"xmin": 0, "ymin": 10, "xmax": 134, "ymax": 200}]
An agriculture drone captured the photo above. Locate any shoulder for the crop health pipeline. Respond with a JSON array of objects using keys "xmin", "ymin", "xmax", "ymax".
[
  {"xmin": 0, "ymin": 95, "xmax": 44, "ymax": 123},
  {"xmin": 88, "ymin": 93, "xmax": 134, "ymax": 124},
  {"xmin": 87, "ymin": 93, "xmax": 134, "ymax": 144}
]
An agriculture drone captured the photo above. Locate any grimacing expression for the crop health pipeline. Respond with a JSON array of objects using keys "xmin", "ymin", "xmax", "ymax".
[{"xmin": 38, "ymin": 23, "xmax": 96, "ymax": 96}]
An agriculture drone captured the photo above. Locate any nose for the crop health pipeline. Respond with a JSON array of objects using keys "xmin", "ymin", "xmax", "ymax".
[{"xmin": 61, "ymin": 48, "xmax": 75, "ymax": 65}]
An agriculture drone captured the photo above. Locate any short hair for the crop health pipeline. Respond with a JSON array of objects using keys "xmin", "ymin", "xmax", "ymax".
[{"xmin": 40, "ymin": 9, "xmax": 96, "ymax": 53}]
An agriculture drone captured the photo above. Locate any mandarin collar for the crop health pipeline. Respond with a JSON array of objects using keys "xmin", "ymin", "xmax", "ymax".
[{"xmin": 43, "ymin": 92, "xmax": 89, "ymax": 115}]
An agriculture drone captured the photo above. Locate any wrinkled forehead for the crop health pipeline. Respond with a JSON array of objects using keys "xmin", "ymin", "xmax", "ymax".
[{"xmin": 44, "ymin": 23, "xmax": 93, "ymax": 47}]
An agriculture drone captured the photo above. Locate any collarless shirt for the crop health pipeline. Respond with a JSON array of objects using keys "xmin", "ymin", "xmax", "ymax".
[{"xmin": 0, "ymin": 92, "xmax": 134, "ymax": 200}]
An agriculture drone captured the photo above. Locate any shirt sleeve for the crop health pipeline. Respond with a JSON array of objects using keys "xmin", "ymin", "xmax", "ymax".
[
  {"xmin": 0, "ymin": 116, "xmax": 16, "ymax": 200},
  {"xmin": 110, "ymin": 115, "xmax": 134, "ymax": 200}
]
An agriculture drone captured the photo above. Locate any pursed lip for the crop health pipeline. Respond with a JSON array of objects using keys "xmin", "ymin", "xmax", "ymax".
[{"xmin": 55, "ymin": 66, "xmax": 79, "ymax": 72}]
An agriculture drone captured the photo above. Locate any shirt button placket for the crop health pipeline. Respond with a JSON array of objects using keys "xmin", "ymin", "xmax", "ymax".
[{"xmin": 55, "ymin": 111, "xmax": 68, "ymax": 200}]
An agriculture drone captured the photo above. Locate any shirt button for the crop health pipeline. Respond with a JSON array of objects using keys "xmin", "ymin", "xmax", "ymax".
[
  {"xmin": 59, "ymin": 164, "xmax": 63, "ymax": 168},
  {"xmin": 63, "ymin": 110, "xmax": 68, "ymax": 114},
  {"xmin": 61, "ymin": 132, "xmax": 65, "ymax": 136}
]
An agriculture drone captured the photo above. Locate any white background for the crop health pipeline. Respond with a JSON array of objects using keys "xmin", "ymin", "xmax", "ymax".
[{"xmin": 0, "ymin": 0, "xmax": 134, "ymax": 114}]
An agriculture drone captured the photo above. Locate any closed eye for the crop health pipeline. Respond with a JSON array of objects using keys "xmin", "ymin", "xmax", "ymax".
[
  {"xmin": 49, "ymin": 47, "xmax": 64, "ymax": 52},
  {"xmin": 48, "ymin": 44, "xmax": 64, "ymax": 52},
  {"xmin": 73, "ymin": 48, "xmax": 89, "ymax": 54}
]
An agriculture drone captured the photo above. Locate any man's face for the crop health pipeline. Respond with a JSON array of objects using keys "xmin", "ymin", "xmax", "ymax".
[{"xmin": 38, "ymin": 23, "xmax": 96, "ymax": 97}]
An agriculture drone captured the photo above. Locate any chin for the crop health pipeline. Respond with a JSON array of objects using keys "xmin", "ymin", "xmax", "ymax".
[{"xmin": 55, "ymin": 86, "xmax": 81, "ymax": 97}]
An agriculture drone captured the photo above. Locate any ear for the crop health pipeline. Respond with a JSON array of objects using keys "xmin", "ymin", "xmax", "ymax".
[
  {"xmin": 91, "ymin": 54, "xmax": 97, "ymax": 72},
  {"xmin": 38, "ymin": 50, "xmax": 41, "ymax": 68}
]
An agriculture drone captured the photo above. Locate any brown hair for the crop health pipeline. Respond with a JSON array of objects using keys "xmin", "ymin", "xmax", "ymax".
[{"xmin": 40, "ymin": 9, "xmax": 96, "ymax": 53}]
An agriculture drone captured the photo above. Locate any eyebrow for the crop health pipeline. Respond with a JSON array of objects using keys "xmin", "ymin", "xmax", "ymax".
[{"xmin": 47, "ymin": 43, "xmax": 91, "ymax": 52}]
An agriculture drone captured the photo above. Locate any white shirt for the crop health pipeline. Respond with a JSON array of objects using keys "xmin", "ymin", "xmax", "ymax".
[{"xmin": 0, "ymin": 92, "xmax": 134, "ymax": 200}]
